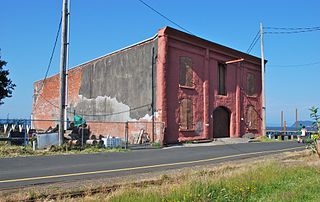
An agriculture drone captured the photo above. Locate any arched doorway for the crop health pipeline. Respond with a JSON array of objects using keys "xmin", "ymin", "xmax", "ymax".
[{"xmin": 212, "ymin": 107, "xmax": 230, "ymax": 138}]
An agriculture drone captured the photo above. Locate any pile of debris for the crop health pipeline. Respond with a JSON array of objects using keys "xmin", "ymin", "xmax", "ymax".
[
  {"xmin": 63, "ymin": 115, "xmax": 101, "ymax": 146},
  {"xmin": 33, "ymin": 116, "xmax": 127, "ymax": 149},
  {"xmin": 133, "ymin": 129, "xmax": 150, "ymax": 144},
  {"xmin": 64, "ymin": 124, "xmax": 90, "ymax": 146}
]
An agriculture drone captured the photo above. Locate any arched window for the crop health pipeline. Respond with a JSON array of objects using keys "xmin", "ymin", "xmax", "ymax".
[
  {"xmin": 180, "ymin": 98, "xmax": 193, "ymax": 129},
  {"xmin": 247, "ymin": 105, "xmax": 258, "ymax": 129},
  {"xmin": 179, "ymin": 57, "xmax": 193, "ymax": 87}
]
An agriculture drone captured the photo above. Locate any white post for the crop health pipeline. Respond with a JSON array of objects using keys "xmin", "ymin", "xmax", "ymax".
[{"xmin": 260, "ymin": 22, "xmax": 266, "ymax": 136}]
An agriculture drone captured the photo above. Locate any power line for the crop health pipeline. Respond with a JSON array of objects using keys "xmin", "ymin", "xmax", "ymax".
[
  {"xmin": 77, "ymin": 103, "xmax": 152, "ymax": 117},
  {"xmin": 37, "ymin": 92, "xmax": 152, "ymax": 118},
  {"xmin": 136, "ymin": 0, "xmax": 193, "ymax": 35},
  {"xmin": 264, "ymin": 28, "xmax": 320, "ymax": 34},
  {"xmin": 38, "ymin": 94, "xmax": 60, "ymax": 109},
  {"xmin": 264, "ymin": 26, "xmax": 320, "ymax": 30},
  {"xmin": 246, "ymin": 31, "xmax": 260, "ymax": 53},
  {"xmin": 268, "ymin": 61, "xmax": 320, "ymax": 67},
  {"xmin": 34, "ymin": 13, "xmax": 150, "ymax": 119},
  {"xmin": 36, "ymin": 17, "xmax": 62, "ymax": 95},
  {"xmin": 34, "ymin": 17, "xmax": 62, "ymax": 110}
]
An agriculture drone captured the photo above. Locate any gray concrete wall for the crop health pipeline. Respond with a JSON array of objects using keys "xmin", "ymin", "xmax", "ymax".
[{"xmin": 69, "ymin": 39, "xmax": 158, "ymax": 121}]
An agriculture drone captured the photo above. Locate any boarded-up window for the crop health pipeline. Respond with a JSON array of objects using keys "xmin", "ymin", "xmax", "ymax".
[
  {"xmin": 247, "ymin": 72, "xmax": 256, "ymax": 96},
  {"xmin": 247, "ymin": 105, "xmax": 258, "ymax": 129},
  {"xmin": 179, "ymin": 57, "xmax": 193, "ymax": 87},
  {"xmin": 218, "ymin": 63, "xmax": 226, "ymax": 95},
  {"xmin": 180, "ymin": 98, "xmax": 193, "ymax": 129}
]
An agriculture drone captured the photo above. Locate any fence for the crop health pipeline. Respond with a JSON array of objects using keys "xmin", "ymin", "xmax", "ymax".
[
  {"xmin": 0, "ymin": 119, "xmax": 31, "ymax": 146},
  {"xmin": 0, "ymin": 119, "xmax": 165, "ymax": 148},
  {"xmin": 266, "ymin": 129, "xmax": 317, "ymax": 140}
]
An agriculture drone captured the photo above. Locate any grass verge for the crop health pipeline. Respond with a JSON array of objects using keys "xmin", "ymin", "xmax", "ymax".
[{"xmin": 107, "ymin": 156, "xmax": 320, "ymax": 202}]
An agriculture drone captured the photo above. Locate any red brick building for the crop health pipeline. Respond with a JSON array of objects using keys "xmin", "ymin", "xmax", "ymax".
[{"xmin": 33, "ymin": 26, "xmax": 264, "ymax": 144}]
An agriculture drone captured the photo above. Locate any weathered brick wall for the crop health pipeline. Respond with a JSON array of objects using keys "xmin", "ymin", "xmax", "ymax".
[
  {"xmin": 88, "ymin": 121, "xmax": 164, "ymax": 143},
  {"xmin": 32, "ymin": 67, "xmax": 82, "ymax": 130}
]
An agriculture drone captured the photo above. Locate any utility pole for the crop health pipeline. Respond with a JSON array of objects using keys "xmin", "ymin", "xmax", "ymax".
[
  {"xmin": 260, "ymin": 22, "xmax": 266, "ymax": 136},
  {"xmin": 65, "ymin": 0, "xmax": 71, "ymax": 132},
  {"xmin": 281, "ymin": 111, "xmax": 283, "ymax": 130},
  {"xmin": 295, "ymin": 108, "xmax": 298, "ymax": 130},
  {"xmin": 59, "ymin": 0, "xmax": 70, "ymax": 146},
  {"xmin": 151, "ymin": 47, "xmax": 155, "ymax": 142}
]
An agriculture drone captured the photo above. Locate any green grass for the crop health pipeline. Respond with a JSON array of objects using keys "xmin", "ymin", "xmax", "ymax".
[
  {"xmin": 109, "ymin": 161, "xmax": 320, "ymax": 202},
  {"xmin": 151, "ymin": 141, "xmax": 162, "ymax": 148},
  {"xmin": 0, "ymin": 144, "xmax": 127, "ymax": 158}
]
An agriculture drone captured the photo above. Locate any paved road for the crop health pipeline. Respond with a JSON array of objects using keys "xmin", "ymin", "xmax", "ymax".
[{"xmin": 0, "ymin": 142, "xmax": 304, "ymax": 189}]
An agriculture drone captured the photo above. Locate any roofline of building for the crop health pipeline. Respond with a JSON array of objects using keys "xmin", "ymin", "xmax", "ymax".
[
  {"xmin": 160, "ymin": 26, "xmax": 267, "ymax": 66},
  {"xmin": 35, "ymin": 26, "xmax": 267, "ymax": 84},
  {"xmin": 34, "ymin": 33, "xmax": 158, "ymax": 83},
  {"xmin": 73, "ymin": 33, "xmax": 159, "ymax": 69}
]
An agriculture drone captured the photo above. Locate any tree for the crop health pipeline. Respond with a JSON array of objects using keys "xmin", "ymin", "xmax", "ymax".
[
  {"xmin": 310, "ymin": 106, "xmax": 320, "ymax": 132},
  {"xmin": 306, "ymin": 106, "xmax": 320, "ymax": 157},
  {"xmin": 0, "ymin": 59, "xmax": 16, "ymax": 105}
]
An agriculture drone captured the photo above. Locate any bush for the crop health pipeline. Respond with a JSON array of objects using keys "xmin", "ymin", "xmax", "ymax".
[{"xmin": 306, "ymin": 107, "xmax": 320, "ymax": 156}]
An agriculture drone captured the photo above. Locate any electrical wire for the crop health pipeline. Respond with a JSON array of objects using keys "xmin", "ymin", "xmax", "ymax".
[
  {"xmin": 137, "ymin": 0, "xmax": 193, "ymax": 35},
  {"xmin": 37, "ymin": 90, "xmax": 151, "ymax": 118},
  {"xmin": 33, "ymin": 17, "xmax": 62, "ymax": 111},
  {"xmin": 264, "ymin": 28, "xmax": 320, "ymax": 34},
  {"xmin": 246, "ymin": 31, "xmax": 260, "ymax": 53},
  {"xmin": 34, "ymin": 13, "xmax": 151, "ymax": 119},
  {"xmin": 264, "ymin": 26, "xmax": 320, "ymax": 30},
  {"xmin": 37, "ymin": 92, "xmax": 152, "ymax": 118},
  {"xmin": 268, "ymin": 61, "xmax": 320, "ymax": 67},
  {"xmin": 38, "ymin": 94, "xmax": 60, "ymax": 109},
  {"xmin": 36, "ymin": 17, "xmax": 62, "ymax": 95},
  {"xmin": 76, "ymin": 103, "xmax": 152, "ymax": 117},
  {"xmin": 35, "ymin": 3, "xmax": 69, "ymax": 115}
]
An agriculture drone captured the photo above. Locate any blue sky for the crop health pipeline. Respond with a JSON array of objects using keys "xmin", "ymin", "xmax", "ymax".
[{"xmin": 0, "ymin": 0, "xmax": 319, "ymax": 126}]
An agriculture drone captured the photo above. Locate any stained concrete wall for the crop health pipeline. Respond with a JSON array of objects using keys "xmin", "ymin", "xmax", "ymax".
[
  {"xmin": 33, "ymin": 38, "xmax": 158, "ymax": 132},
  {"xmin": 70, "ymin": 39, "xmax": 158, "ymax": 122}
]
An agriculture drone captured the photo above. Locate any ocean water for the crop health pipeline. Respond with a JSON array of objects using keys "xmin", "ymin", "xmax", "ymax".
[{"xmin": 0, "ymin": 119, "xmax": 31, "ymax": 125}]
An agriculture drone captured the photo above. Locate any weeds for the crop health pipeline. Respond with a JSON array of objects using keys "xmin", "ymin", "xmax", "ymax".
[
  {"xmin": 151, "ymin": 142, "xmax": 162, "ymax": 148},
  {"xmin": 0, "ymin": 144, "xmax": 127, "ymax": 158},
  {"xmin": 108, "ymin": 158, "xmax": 320, "ymax": 202}
]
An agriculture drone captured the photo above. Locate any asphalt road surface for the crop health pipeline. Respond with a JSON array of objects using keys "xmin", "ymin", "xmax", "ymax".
[{"xmin": 0, "ymin": 142, "xmax": 304, "ymax": 189}]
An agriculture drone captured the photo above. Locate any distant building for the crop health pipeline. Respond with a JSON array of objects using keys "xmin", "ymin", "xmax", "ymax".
[{"xmin": 33, "ymin": 26, "xmax": 264, "ymax": 144}]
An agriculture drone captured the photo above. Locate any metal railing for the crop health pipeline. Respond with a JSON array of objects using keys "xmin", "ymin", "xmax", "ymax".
[{"xmin": 266, "ymin": 129, "xmax": 317, "ymax": 140}]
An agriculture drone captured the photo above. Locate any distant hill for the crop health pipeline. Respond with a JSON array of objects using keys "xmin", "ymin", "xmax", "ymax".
[{"xmin": 291, "ymin": 121, "xmax": 313, "ymax": 128}]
